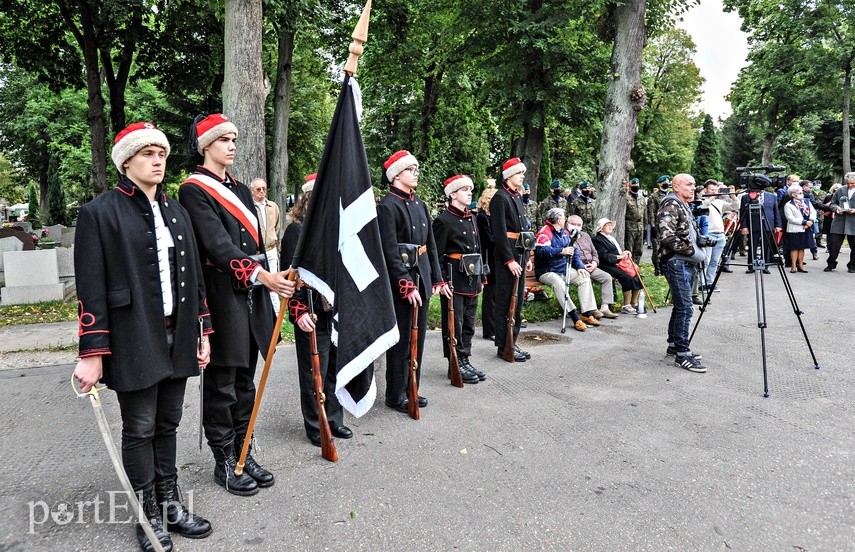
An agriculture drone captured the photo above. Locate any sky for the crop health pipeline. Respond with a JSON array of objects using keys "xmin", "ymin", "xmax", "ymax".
[{"xmin": 675, "ymin": 0, "xmax": 750, "ymax": 122}]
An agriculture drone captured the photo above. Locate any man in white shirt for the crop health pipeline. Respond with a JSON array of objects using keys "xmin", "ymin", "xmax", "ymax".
[{"xmin": 251, "ymin": 178, "xmax": 282, "ymax": 313}]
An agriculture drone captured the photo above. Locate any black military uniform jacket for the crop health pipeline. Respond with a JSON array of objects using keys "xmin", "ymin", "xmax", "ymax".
[
  {"xmin": 377, "ymin": 185, "xmax": 443, "ymax": 299},
  {"xmin": 75, "ymin": 176, "xmax": 212, "ymax": 392},
  {"xmin": 432, "ymin": 205, "xmax": 483, "ymax": 296},
  {"xmin": 489, "ymin": 184, "xmax": 529, "ymax": 266},
  {"xmin": 178, "ymin": 166, "xmax": 275, "ymax": 368}
]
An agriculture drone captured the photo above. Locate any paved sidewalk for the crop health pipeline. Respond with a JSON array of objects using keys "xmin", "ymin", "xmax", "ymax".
[{"xmin": 0, "ymin": 262, "xmax": 853, "ymax": 551}]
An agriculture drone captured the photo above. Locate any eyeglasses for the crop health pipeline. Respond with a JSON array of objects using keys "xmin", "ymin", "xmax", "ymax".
[{"xmin": 404, "ymin": 166, "xmax": 420, "ymax": 175}]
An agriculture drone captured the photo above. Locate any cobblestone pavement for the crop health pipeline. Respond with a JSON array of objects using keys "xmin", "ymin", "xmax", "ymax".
[{"xmin": 1, "ymin": 257, "xmax": 853, "ymax": 552}]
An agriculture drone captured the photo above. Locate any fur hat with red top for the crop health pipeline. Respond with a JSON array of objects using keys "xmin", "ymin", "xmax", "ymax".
[
  {"xmin": 443, "ymin": 174, "xmax": 474, "ymax": 197},
  {"xmin": 111, "ymin": 122, "xmax": 170, "ymax": 174},
  {"xmin": 195, "ymin": 113, "xmax": 238, "ymax": 154},
  {"xmin": 501, "ymin": 157, "xmax": 526, "ymax": 180},
  {"xmin": 302, "ymin": 173, "xmax": 317, "ymax": 193},
  {"xmin": 384, "ymin": 150, "xmax": 419, "ymax": 181}
]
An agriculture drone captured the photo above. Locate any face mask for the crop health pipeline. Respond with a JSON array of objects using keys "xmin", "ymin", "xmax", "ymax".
[
  {"xmin": 630, "ymin": 185, "xmax": 639, "ymax": 193},
  {"xmin": 581, "ymin": 190, "xmax": 590, "ymax": 197},
  {"xmin": 796, "ymin": 193, "xmax": 804, "ymax": 199}
]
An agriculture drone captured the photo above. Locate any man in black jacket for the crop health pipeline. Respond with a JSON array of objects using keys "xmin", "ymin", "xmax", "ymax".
[
  {"xmin": 179, "ymin": 114, "xmax": 295, "ymax": 497},
  {"xmin": 433, "ymin": 174, "xmax": 485, "ymax": 384},
  {"xmin": 377, "ymin": 150, "xmax": 448, "ymax": 413},
  {"xmin": 74, "ymin": 122, "xmax": 213, "ymax": 552},
  {"xmin": 490, "ymin": 157, "xmax": 532, "ymax": 362}
]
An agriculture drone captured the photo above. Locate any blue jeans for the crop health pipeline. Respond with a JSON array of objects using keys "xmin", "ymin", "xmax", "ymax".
[
  {"xmin": 704, "ymin": 232, "xmax": 726, "ymax": 283},
  {"xmin": 664, "ymin": 257, "xmax": 697, "ymax": 354}
]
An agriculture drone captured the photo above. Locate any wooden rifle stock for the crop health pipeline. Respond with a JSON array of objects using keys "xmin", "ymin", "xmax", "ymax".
[
  {"xmin": 307, "ymin": 294, "xmax": 338, "ymax": 462},
  {"xmin": 446, "ymin": 264, "xmax": 463, "ymax": 388},
  {"xmin": 502, "ymin": 256, "xmax": 521, "ymax": 362},
  {"xmin": 407, "ymin": 275, "xmax": 421, "ymax": 420}
]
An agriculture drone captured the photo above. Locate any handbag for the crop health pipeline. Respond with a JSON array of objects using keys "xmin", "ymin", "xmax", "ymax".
[{"xmin": 615, "ymin": 256, "xmax": 637, "ymax": 277}]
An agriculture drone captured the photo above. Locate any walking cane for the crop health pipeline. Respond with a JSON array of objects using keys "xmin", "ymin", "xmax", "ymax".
[
  {"xmin": 236, "ymin": 275, "xmax": 292, "ymax": 476},
  {"xmin": 561, "ymin": 256, "xmax": 572, "ymax": 333},
  {"xmin": 631, "ymin": 258, "xmax": 657, "ymax": 313}
]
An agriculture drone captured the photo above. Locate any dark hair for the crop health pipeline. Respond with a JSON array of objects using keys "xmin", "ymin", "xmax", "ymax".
[
  {"xmin": 187, "ymin": 114, "xmax": 206, "ymax": 169},
  {"xmin": 290, "ymin": 191, "xmax": 311, "ymax": 222}
]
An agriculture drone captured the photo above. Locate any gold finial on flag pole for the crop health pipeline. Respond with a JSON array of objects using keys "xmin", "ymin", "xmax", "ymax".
[{"xmin": 344, "ymin": 0, "xmax": 372, "ymax": 76}]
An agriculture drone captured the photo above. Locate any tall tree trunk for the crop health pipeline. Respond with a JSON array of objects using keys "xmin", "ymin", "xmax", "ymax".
[
  {"xmin": 80, "ymin": 3, "xmax": 109, "ymax": 195},
  {"xmin": 843, "ymin": 60, "xmax": 852, "ymax": 176},
  {"xmin": 595, "ymin": 0, "xmax": 646, "ymax": 247},
  {"xmin": 512, "ymin": 123, "xmax": 545, "ymax": 200},
  {"xmin": 419, "ymin": 66, "xmax": 443, "ymax": 158},
  {"xmin": 223, "ymin": 0, "xmax": 268, "ymax": 185},
  {"xmin": 100, "ymin": 9, "xmax": 141, "ymax": 135},
  {"xmin": 270, "ymin": 27, "xmax": 295, "ymax": 207}
]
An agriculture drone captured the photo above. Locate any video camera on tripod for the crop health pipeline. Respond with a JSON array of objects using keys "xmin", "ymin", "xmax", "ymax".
[{"xmin": 736, "ymin": 164, "xmax": 788, "ymax": 192}]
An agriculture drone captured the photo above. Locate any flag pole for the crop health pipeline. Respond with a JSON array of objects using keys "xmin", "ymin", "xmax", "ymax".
[{"xmin": 343, "ymin": 0, "xmax": 372, "ymax": 77}]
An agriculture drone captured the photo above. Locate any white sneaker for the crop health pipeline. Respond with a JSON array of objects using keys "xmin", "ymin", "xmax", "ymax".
[{"xmin": 620, "ymin": 304, "xmax": 637, "ymax": 315}]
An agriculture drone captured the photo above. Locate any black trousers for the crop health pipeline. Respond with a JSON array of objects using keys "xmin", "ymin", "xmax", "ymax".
[
  {"xmin": 440, "ymin": 293, "xmax": 478, "ymax": 359},
  {"xmin": 294, "ymin": 309, "xmax": 343, "ymax": 440},
  {"xmin": 493, "ymin": 253, "xmax": 527, "ymax": 351},
  {"xmin": 747, "ymin": 230, "xmax": 776, "ymax": 266},
  {"xmin": 385, "ymin": 291, "xmax": 427, "ymax": 406},
  {"xmin": 203, "ymin": 344, "xmax": 259, "ymax": 449},
  {"xmin": 480, "ymin": 273, "xmax": 496, "ymax": 338},
  {"xmin": 115, "ymin": 376, "xmax": 188, "ymax": 491},
  {"xmin": 826, "ymin": 233, "xmax": 855, "ymax": 270}
]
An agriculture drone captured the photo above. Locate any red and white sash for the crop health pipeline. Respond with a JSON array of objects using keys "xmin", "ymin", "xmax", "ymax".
[{"xmin": 182, "ymin": 173, "xmax": 260, "ymax": 247}]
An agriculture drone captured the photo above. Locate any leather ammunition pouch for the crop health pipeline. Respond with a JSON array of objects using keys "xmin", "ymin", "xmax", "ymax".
[{"xmin": 398, "ymin": 243, "xmax": 426, "ymax": 270}]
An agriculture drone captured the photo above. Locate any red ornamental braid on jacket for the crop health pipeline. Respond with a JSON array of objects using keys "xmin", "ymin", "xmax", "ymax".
[
  {"xmin": 377, "ymin": 185, "xmax": 444, "ymax": 299},
  {"xmin": 74, "ymin": 176, "xmax": 213, "ymax": 392},
  {"xmin": 657, "ymin": 193, "xmax": 696, "ymax": 262},
  {"xmin": 178, "ymin": 166, "xmax": 277, "ymax": 368}
]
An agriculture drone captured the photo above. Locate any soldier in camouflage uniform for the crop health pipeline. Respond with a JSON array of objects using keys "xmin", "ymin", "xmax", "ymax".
[
  {"xmin": 568, "ymin": 181, "xmax": 596, "ymax": 234},
  {"xmin": 535, "ymin": 180, "xmax": 567, "ymax": 229},
  {"xmin": 646, "ymin": 175, "xmax": 670, "ymax": 275},
  {"xmin": 522, "ymin": 183, "xmax": 538, "ymax": 229},
  {"xmin": 624, "ymin": 177, "xmax": 647, "ymax": 265}
]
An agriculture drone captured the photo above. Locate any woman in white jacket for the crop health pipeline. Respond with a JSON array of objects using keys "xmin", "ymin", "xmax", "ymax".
[{"xmin": 783, "ymin": 184, "xmax": 817, "ymax": 273}]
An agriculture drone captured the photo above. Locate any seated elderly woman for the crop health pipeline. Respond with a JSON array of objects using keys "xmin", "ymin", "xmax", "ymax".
[
  {"xmin": 592, "ymin": 217, "xmax": 643, "ymax": 314},
  {"xmin": 534, "ymin": 208, "xmax": 601, "ymax": 332}
]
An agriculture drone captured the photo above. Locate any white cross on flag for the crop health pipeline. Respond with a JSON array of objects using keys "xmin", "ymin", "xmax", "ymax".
[{"xmin": 289, "ymin": 75, "xmax": 398, "ymax": 417}]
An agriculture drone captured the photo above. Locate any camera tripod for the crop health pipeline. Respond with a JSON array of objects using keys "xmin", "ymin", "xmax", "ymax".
[{"xmin": 689, "ymin": 193, "xmax": 820, "ymax": 397}]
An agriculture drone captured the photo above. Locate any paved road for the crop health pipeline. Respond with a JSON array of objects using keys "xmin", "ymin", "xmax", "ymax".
[{"xmin": 1, "ymin": 262, "xmax": 853, "ymax": 551}]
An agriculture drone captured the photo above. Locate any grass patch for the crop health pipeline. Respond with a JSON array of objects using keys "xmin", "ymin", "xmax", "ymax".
[
  {"xmin": 0, "ymin": 300, "xmax": 78, "ymax": 327},
  {"xmin": 426, "ymin": 263, "xmax": 672, "ymax": 327}
]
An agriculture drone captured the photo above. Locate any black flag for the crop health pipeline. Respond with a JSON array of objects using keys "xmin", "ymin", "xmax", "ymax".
[{"xmin": 290, "ymin": 75, "xmax": 398, "ymax": 417}]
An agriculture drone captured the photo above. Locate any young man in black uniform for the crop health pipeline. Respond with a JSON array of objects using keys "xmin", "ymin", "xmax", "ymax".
[
  {"xmin": 432, "ymin": 175, "xmax": 486, "ymax": 385},
  {"xmin": 377, "ymin": 150, "xmax": 449, "ymax": 413},
  {"xmin": 179, "ymin": 114, "xmax": 295, "ymax": 496},
  {"xmin": 74, "ymin": 122, "xmax": 213, "ymax": 551},
  {"xmin": 490, "ymin": 157, "xmax": 532, "ymax": 362}
]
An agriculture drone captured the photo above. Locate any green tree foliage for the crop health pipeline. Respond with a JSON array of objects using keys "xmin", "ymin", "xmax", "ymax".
[
  {"xmin": 26, "ymin": 183, "xmax": 40, "ymax": 227},
  {"xmin": 691, "ymin": 114, "xmax": 722, "ymax": 182},
  {"xmin": 633, "ymin": 28, "xmax": 703, "ymax": 188},
  {"xmin": 46, "ymin": 154, "xmax": 69, "ymax": 226}
]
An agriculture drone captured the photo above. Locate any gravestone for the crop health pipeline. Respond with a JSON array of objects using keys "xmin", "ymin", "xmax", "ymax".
[
  {"xmin": 1, "ymin": 250, "xmax": 64, "ymax": 305},
  {"xmin": 59, "ymin": 227, "xmax": 76, "ymax": 247},
  {"xmin": 11, "ymin": 221, "xmax": 33, "ymax": 234},
  {"xmin": 56, "ymin": 247, "xmax": 75, "ymax": 278},
  {"xmin": 43, "ymin": 224, "xmax": 66, "ymax": 242},
  {"xmin": 0, "ymin": 227, "xmax": 35, "ymax": 251},
  {"xmin": 0, "ymin": 237, "xmax": 23, "ymax": 271}
]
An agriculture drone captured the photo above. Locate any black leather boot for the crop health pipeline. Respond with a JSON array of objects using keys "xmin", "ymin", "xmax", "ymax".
[
  {"xmin": 212, "ymin": 443, "xmax": 259, "ymax": 496},
  {"xmin": 234, "ymin": 434, "xmax": 275, "ymax": 488},
  {"xmin": 155, "ymin": 474, "xmax": 213, "ymax": 539},
  {"xmin": 135, "ymin": 485, "xmax": 173, "ymax": 552}
]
